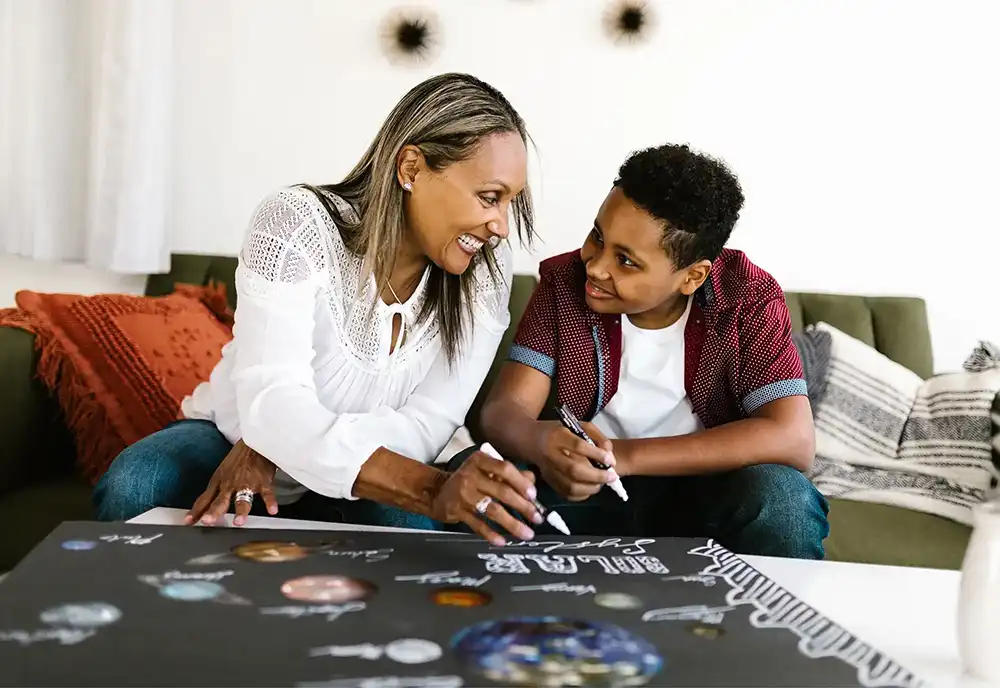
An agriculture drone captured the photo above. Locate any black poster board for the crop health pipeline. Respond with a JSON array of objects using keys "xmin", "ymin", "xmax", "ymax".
[{"xmin": 0, "ymin": 522, "xmax": 922, "ymax": 687}]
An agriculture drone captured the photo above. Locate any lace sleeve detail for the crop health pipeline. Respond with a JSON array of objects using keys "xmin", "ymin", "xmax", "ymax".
[
  {"xmin": 472, "ymin": 240, "xmax": 514, "ymax": 331},
  {"xmin": 239, "ymin": 188, "xmax": 331, "ymax": 286}
]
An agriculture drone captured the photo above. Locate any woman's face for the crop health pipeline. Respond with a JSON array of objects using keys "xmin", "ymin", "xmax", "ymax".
[{"xmin": 401, "ymin": 132, "xmax": 528, "ymax": 275}]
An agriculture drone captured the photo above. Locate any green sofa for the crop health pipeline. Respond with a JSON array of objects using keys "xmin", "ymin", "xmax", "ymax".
[{"xmin": 0, "ymin": 254, "xmax": 987, "ymax": 573}]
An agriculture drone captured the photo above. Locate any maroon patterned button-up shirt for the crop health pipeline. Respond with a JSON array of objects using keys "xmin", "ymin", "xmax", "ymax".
[{"xmin": 509, "ymin": 248, "xmax": 807, "ymax": 429}]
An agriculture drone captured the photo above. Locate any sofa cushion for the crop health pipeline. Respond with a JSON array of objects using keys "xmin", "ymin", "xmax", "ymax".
[
  {"xmin": 0, "ymin": 286, "xmax": 233, "ymax": 483},
  {"xmin": 0, "ymin": 325, "xmax": 77, "ymax": 499},
  {"xmin": 0, "ymin": 481, "xmax": 93, "ymax": 573},
  {"xmin": 784, "ymin": 292, "xmax": 933, "ymax": 379},
  {"xmin": 796, "ymin": 320, "xmax": 923, "ymax": 467},
  {"xmin": 825, "ymin": 497, "xmax": 970, "ymax": 569}
]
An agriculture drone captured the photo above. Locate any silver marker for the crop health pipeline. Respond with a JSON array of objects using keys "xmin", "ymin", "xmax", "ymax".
[{"xmin": 480, "ymin": 443, "xmax": 572, "ymax": 536}]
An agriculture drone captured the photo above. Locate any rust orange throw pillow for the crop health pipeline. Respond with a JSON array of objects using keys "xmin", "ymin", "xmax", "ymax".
[{"xmin": 0, "ymin": 284, "xmax": 233, "ymax": 484}]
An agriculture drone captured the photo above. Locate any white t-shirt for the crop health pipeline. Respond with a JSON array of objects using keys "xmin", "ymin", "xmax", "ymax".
[
  {"xmin": 592, "ymin": 297, "xmax": 703, "ymax": 440},
  {"xmin": 181, "ymin": 187, "xmax": 512, "ymax": 503}
]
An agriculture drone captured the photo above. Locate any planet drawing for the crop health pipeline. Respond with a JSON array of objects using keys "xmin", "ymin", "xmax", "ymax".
[
  {"xmin": 280, "ymin": 575, "xmax": 377, "ymax": 603},
  {"xmin": 451, "ymin": 616, "xmax": 664, "ymax": 686},
  {"xmin": 231, "ymin": 541, "xmax": 311, "ymax": 563},
  {"xmin": 40, "ymin": 603, "xmax": 121, "ymax": 628},
  {"xmin": 60, "ymin": 540, "xmax": 98, "ymax": 551},
  {"xmin": 430, "ymin": 587, "xmax": 492, "ymax": 608}
]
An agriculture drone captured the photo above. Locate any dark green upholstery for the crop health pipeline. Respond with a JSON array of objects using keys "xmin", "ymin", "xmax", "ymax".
[
  {"xmin": 784, "ymin": 292, "xmax": 934, "ymax": 380},
  {"xmin": 0, "ymin": 253, "xmax": 980, "ymax": 572}
]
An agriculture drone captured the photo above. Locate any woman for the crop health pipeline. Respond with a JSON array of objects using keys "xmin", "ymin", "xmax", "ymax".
[{"xmin": 93, "ymin": 73, "xmax": 543, "ymax": 546}]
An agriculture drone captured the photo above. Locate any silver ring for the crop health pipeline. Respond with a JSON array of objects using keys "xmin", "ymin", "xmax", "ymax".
[
  {"xmin": 474, "ymin": 496, "xmax": 492, "ymax": 515},
  {"xmin": 234, "ymin": 488, "xmax": 254, "ymax": 505}
]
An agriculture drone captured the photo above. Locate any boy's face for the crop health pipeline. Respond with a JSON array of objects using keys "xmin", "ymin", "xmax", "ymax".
[{"xmin": 579, "ymin": 187, "xmax": 711, "ymax": 326}]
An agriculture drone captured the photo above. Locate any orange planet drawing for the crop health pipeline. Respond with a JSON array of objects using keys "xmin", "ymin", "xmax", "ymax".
[
  {"xmin": 231, "ymin": 541, "xmax": 310, "ymax": 563},
  {"xmin": 430, "ymin": 587, "xmax": 492, "ymax": 607}
]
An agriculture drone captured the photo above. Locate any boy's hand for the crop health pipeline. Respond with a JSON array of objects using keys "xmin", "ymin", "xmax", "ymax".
[{"xmin": 533, "ymin": 421, "xmax": 617, "ymax": 501}]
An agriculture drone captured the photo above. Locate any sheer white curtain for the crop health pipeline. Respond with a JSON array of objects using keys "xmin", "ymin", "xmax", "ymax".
[{"xmin": 0, "ymin": 0, "xmax": 172, "ymax": 274}]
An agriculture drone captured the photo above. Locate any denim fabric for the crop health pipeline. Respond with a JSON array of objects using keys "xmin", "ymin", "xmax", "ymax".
[
  {"xmin": 446, "ymin": 448, "xmax": 829, "ymax": 560},
  {"xmin": 92, "ymin": 419, "xmax": 442, "ymax": 531}
]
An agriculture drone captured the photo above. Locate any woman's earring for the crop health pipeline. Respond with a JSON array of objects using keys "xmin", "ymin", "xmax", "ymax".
[{"xmin": 403, "ymin": 182, "xmax": 413, "ymax": 191}]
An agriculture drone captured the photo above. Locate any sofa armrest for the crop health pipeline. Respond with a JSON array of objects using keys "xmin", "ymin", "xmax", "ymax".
[{"xmin": 0, "ymin": 325, "xmax": 77, "ymax": 498}]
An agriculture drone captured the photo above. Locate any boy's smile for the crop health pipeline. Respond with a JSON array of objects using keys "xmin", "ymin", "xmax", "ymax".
[{"xmin": 580, "ymin": 187, "xmax": 711, "ymax": 329}]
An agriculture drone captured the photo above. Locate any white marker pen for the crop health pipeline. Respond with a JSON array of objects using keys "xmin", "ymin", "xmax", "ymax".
[{"xmin": 479, "ymin": 443, "xmax": 572, "ymax": 536}]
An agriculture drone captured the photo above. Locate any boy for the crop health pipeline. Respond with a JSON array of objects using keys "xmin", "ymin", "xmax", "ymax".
[{"xmin": 480, "ymin": 143, "xmax": 829, "ymax": 559}]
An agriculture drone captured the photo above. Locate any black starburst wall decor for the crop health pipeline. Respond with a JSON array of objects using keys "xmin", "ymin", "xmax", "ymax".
[
  {"xmin": 379, "ymin": 7, "xmax": 441, "ymax": 65},
  {"xmin": 603, "ymin": 0, "xmax": 656, "ymax": 45}
]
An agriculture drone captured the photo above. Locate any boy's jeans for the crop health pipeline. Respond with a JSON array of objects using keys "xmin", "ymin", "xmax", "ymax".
[{"xmin": 446, "ymin": 447, "xmax": 830, "ymax": 560}]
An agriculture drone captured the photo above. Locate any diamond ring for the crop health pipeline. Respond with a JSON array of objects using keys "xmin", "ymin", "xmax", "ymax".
[
  {"xmin": 474, "ymin": 496, "xmax": 492, "ymax": 515},
  {"xmin": 234, "ymin": 488, "xmax": 255, "ymax": 505}
]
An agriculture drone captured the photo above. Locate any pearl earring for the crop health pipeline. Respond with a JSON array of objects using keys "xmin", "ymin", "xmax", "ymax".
[{"xmin": 403, "ymin": 182, "xmax": 413, "ymax": 191}]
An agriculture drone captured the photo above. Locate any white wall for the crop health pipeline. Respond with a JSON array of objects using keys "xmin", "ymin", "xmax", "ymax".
[{"xmin": 2, "ymin": 0, "xmax": 998, "ymax": 373}]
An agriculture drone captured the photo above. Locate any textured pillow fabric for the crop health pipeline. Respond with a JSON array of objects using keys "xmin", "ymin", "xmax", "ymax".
[
  {"xmin": 0, "ymin": 284, "xmax": 233, "ymax": 484},
  {"xmin": 796, "ymin": 325, "xmax": 1000, "ymax": 525},
  {"xmin": 894, "ymin": 342, "xmax": 1000, "ymax": 523},
  {"xmin": 992, "ymin": 391, "xmax": 1000, "ymax": 489},
  {"xmin": 795, "ymin": 322, "xmax": 923, "ymax": 470}
]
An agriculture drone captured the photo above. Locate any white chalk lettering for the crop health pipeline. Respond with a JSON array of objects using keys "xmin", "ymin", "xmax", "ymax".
[
  {"xmin": 162, "ymin": 570, "xmax": 234, "ymax": 582},
  {"xmin": 634, "ymin": 555, "xmax": 670, "ymax": 574},
  {"xmin": 323, "ymin": 549, "xmax": 393, "ymax": 563},
  {"xmin": 576, "ymin": 555, "xmax": 617, "ymax": 574},
  {"xmin": 510, "ymin": 582, "xmax": 597, "ymax": 596},
  {"xmin": 478, "ymin": 553, "xmax": 530, "ymax": 574},
  {"xmin": 297, "ymin": 676, "xmax": 462, "ymax": 688},
  {"xmin": 642, "ymin": 605, "xmax": 735, "ymax": 624},
  {"xmin": 310, "ymin": 644, "xmax": 385, "ymax": 660},
  {"xmin": 394, "ymin": 571, "xmax": 491, "ymax": 587},
  {"xmin": 0, "ymin": 628, "xmax": 96, "ymax": 646},
  {"xmin": 260, "ymin": 602, "xmax": 365, "ymax": 622},
  {"xmin": 99, "ymin": 533, "xmax": 162, "ymax": 545},
  {"xmin": 480, "ymin": 552, "xmax": 667, "ymax": 576},
  {"xmin": 689, "ymin": 540, "xmax": 924, "ymax": 688},
  {"xmin": 501, "ymin": 537, "xmax": 656, "ymax": 555},
  {"xmin": 662, "ymin": 574, "xmax": 718, "ymax": 586},
  {"xmin": 523, "ymin": 555, "xmax": 578, "ymax": 574}
]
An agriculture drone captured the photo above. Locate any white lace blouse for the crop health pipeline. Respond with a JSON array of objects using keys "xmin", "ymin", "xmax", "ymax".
[{"xmin": 181, "ymin": 187, "xmax": 513, "ymax": 503}]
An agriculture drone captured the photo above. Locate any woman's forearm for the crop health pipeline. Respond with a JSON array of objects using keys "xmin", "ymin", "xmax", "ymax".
[{"xmin": 351, "ymin": 447, "xmax": 451, "ymax": 517}]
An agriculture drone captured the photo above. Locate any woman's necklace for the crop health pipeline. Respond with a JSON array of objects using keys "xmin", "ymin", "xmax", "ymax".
[{"xmin": 384, "ymin": 280, "xmax": 401, "ymax": 305}]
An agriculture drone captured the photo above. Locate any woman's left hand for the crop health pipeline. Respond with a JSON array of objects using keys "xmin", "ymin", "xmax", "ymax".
[{"xmin": 185, "ymin": 440, "xmax": 279, "ymax": 527}]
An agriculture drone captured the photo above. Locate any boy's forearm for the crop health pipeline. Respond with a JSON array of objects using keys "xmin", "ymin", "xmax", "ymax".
[
  {"xmin": 616, "ymin": 415, "xmax": 815, "ymax": 477},
  {"xmin": 481, "ymin": 400, "xmax": 544, "ymax": 465}
]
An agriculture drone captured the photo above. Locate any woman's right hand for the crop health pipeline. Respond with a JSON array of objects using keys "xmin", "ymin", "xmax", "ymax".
[{"xmin": 431, "ymin": 450, "xmax": 543, "ymax": 546}]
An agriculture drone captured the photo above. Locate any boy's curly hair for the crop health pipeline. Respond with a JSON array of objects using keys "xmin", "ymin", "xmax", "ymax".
[{"xmin": 614, "ymin": 144, "xmax": 745, "ymax": 267}]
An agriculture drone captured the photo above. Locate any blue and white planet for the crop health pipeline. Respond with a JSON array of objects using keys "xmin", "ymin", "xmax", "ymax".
[{"xmin": 451, "ymin": 616, "xmax": 663, "ymax": 686}]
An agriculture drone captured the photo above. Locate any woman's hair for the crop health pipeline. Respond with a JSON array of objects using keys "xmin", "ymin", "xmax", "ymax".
[{"xmin": 303, "ymin": 72, "xmax": 535, "ymax": 363}]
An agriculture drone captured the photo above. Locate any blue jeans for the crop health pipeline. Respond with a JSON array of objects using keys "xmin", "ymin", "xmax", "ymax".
[
  {"xmin": 93, "ymin": 419, "xmax": 442, "ymax": 531},
  {"xmin": 446, "ymin": 448, "xmax": 830, "ymax": 560}
]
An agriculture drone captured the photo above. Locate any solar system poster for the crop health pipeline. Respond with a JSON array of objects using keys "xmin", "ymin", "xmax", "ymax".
[{"xmin": 0, "ymin": 522, "xmax": 923, "ymax": 687}]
